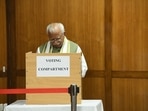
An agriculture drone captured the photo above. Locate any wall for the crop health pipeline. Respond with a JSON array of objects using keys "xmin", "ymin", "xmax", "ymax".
[
  {"xmin": 0, "ymin": 0, "xmax": 148, "ymax": 111},
  {"xmin": 112, "ymin": 0, "xmax": 148, "ymax": 111},
  {"xmin": 0, "ymin": 0, "xmax": 7, "ymax": 103}
]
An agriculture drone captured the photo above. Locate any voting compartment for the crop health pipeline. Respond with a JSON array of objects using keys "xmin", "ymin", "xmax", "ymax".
[{"xmin": 26, "ymin": 52, "xmax": 82, "ymax": 104}]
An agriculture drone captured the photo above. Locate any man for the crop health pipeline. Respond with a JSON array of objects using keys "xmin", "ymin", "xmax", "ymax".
[{"xmin": 37, "ymin": 23, "xmax": 88, "ymax": 77}]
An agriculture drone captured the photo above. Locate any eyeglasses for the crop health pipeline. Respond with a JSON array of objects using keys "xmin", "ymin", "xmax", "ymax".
[
  {"xmin": 50, "ymin": 37, "xmax": 61, "ymax": 43},
  {"xmin": 50, "ymin": 34, "xmax": 64, "ymax": 43}
]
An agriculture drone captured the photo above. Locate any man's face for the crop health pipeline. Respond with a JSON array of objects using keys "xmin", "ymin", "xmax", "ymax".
[{"xmin": 48, "ymin": 32, "xmax": 64, "ymax": 48}]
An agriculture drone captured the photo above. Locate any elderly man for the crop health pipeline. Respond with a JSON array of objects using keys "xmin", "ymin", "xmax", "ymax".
[{"xmin": 37, "ymin": 22, "xmax": 88, "ymax": 77}]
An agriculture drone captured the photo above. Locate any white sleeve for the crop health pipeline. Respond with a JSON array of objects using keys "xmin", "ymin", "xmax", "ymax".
[
  {"xmin": 36, "ymin": 47, "xmax": 40, "ymax": 53},
  {"xmin": 76, "ymin": 46, "xmax": 88, "ymax": 78}
]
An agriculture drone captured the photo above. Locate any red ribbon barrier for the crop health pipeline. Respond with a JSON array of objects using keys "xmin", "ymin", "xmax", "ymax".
[{"xmin": 0, "ymin": 88, "xmax": 68, "ymax": 94}]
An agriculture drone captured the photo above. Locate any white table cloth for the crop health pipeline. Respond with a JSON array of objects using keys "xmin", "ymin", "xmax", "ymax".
[{"xmin": 4, "ymin": 100, "xmax": 104, "ymax": 111}]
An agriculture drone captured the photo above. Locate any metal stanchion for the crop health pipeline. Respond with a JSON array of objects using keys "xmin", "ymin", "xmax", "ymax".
[{"xmin": 68, "ymin": 84, "xmax": 79, "ymax": 111}]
